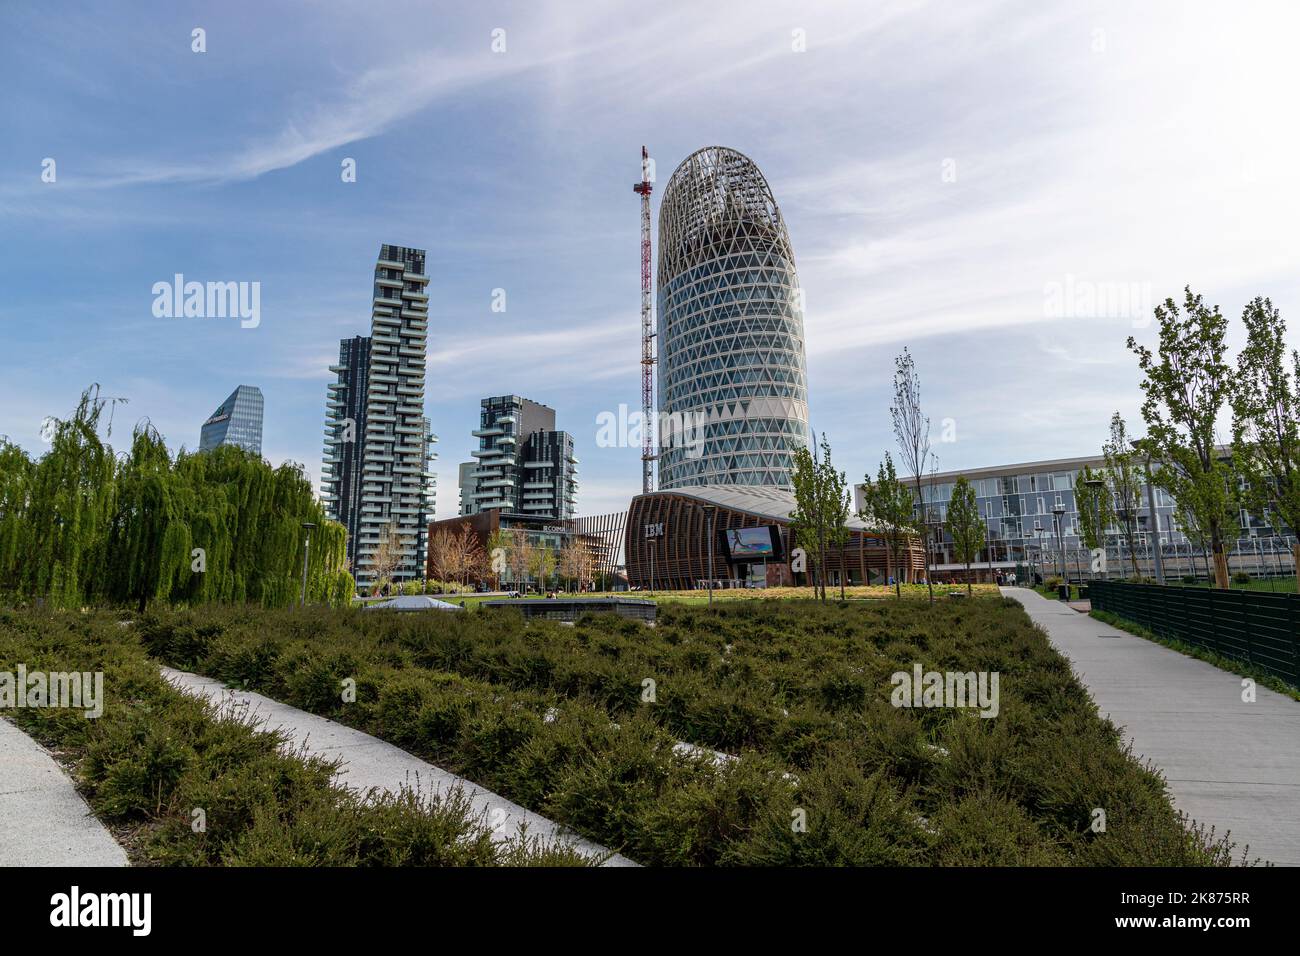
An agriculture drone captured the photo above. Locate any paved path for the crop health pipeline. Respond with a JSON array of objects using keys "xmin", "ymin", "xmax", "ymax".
[
  {"xmin": 161, "ymin": 667, "xmax": 636, "ymax": 867},
  {"xmin": 1003, "ymin": 587, "xmax": 1300, "ymax": 865},
  {"xmin": 0, "ymin": 717, "xmax": 128, "ymax": 867}
]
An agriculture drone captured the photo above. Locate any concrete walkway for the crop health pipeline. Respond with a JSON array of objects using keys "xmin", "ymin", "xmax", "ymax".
[
  {"xmin": 0, "ymin": 717, "xmax": 129, "ymax": 866},
  {"xmin": 1003, "ymin": 587, "xmax": 1300, "ymax": 865},
  {"xmin": 161, "ymin": 668, "xmax": 636, "ymax": 867}
]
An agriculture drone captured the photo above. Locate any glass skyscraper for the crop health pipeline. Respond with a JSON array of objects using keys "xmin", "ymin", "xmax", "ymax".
[
  {"xmin": 655, "ymin": 146, "xmax": 809, "ymax": 490},
  {"xmin": 199, "ymin": 385, "xmax": 263, "ymax": 456}
]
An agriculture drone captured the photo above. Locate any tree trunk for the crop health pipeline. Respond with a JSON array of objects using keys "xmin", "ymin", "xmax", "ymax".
[
  {"xmin": 966, "ymin": 561, "xmax": 972, "ymax": 597},
  {"xmin": 1212, "ymin": 543, "xmax": 1230, "ymax": 589}
]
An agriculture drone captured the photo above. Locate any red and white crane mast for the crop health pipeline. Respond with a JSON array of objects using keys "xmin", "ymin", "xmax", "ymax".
[{"xmin": 633, "ymin": 146, "xmax": 656, "ymax": 495}]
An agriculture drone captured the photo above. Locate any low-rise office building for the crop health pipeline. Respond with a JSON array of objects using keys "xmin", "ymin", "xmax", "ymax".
[{"xmin": 862, "ymin": 453, "xmax": 1296, "ymax": 582}]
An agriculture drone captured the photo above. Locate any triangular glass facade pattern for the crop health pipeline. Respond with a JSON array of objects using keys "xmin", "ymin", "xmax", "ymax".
[{"xmin": 656, "ymin": 147, "xmax": 809, "ymax": 491}]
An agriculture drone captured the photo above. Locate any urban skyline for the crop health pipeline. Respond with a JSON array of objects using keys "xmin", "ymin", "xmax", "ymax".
[{"xmin": 6, "ymin": 2, "xmax": 1299, "ymax": 522}]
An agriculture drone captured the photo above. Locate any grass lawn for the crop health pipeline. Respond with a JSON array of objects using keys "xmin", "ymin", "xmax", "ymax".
[
  {"xmin": 600, "ymin": 583, "xmax": 1000, "ymax": 604},
  {"xmin": 124, "ymin": 597, "xmax": 1249, "ymax": 866},
  {"xmin": 378, "ymin": 583, "xmax": 1003, "ymax": 611}
]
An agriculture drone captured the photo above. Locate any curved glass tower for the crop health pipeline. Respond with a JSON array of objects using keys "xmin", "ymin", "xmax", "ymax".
[{"xmin": 656, "ymin": 146, "xmax": 809, "ymax": 490}]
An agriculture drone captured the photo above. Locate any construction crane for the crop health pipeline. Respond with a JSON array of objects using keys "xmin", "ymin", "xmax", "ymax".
[{"xmin": 633, "ymin": 145, "xmax": 656, "ymax": 495}]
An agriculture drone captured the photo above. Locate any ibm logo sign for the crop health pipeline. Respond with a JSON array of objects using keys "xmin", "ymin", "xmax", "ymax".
[{"xmin": 644, "ymin": 523, "xmax": 665, "ymax": 540}]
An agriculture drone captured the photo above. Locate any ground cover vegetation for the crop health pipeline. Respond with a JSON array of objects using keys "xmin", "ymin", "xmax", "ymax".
[
  {"xmin": 0, "ymin": 608, "xmax": 589, "ymax": 866},
  {"xmin": 129, "ymin": 597, "xmax": 1248, "ymax": 866}
]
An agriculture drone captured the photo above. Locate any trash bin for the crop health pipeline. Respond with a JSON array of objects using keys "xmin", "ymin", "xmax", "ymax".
[{"xmin": 1058, "ymin": 584, "xmax": 1070, "ymax": 601}]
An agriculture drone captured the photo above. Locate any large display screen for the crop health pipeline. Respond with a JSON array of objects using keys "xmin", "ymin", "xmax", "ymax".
[{"xmin": 722, "ymin": 526, "xmax": 776, "ymax": 558}]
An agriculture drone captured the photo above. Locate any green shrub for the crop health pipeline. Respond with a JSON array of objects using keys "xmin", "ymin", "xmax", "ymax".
[
  {"xmin": 110, "ymin": 597, "xmax": 1249, "ymax": 867},
  {"xmin": 0, "ymin": 608, "xmax": 590, "ymax": 867}
]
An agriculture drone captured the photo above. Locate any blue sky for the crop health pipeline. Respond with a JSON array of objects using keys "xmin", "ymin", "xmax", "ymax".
[{"xmin": 3, "ymin": 0, "xmax": 1298, "ymax": 516}]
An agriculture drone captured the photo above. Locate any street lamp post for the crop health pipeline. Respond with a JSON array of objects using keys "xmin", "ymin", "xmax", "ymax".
[
  {"xmin": 983, "ymin": 502, "xmax": 995, "ymax": 584},
  {"xmin": 702, "ymin": 505, "xmax": 716, "ymax": 606},
  {"xmin": 300, "ymin": 522, "xmax": 316, "ymax": 607},
  {"xmin": 1052, "ymin": 504, "xmax": 1067, "ymax": 587},
  {"xmin": 1033, "ymin": 524, "xmax": 1045, "ymax": 587}
]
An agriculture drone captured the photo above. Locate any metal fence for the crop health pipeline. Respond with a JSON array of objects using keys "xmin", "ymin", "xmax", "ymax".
[{"xmin": 1089, "ymin": 580, "xmax": 1300, "ymax": 686}]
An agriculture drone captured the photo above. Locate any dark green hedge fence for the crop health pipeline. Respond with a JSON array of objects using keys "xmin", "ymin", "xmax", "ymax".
[{"xmin": 1089, "ymin": 581, "xmax": 1300, "ymax": 686}]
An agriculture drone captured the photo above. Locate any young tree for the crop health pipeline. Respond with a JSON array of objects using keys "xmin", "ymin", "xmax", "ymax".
[
  {"xmin": 945, "ymin": 476, "xmax": 983, "ymax": 596},
  {"xmin": 530, "ymin": 543, "xmax": 556, "ymax": 593},
  {"xmin": 456, "ymin": 526, "xmax": 488, "ymax": 587},
  {"xmin": 820, "ymin": 436, "xmax": 852, "ymax": 600},
  {"xmin": 1074, "ymin": 464, "xmax": 1115, "ymax": 570},
  {"xmin": 561, "ymin": 539, "xmax": 593, "ymax": 592},
  {"xmin": 891, "ymin": 348, "xmax": 935, "ymax": 602},
  {"xmin": 427, "ymin": 528, "xmax": 457, "ymax": 585},
  {"xmin": 858, "ymin": 453, "xmax": 919, "ymax": 598},
  {"xmin": 508, "ymin": 529, "xmax": 533, "ymax": 593},
  {"xmin": 445, "ymin": 525, "xmax": 480, "ymax": 586},
  {"xmin": 1101, "ymin": 413, "xmax": 1144, "ymax": 578},
  {"xmin": 486, "ymin": 528, "xmax": 509, "ymax": 590},
  {"xmin": 789, "ymin": 444, "xmax": 827, "ymax": 599},
  {"xmin": 369, "ymin": 523, "xmax": 403, "ymax": 595},
  {"xmin": 1231, "ymin": 296, "xmax": 1300, "ymax": 586},
  {"xmin": 789, "ymin": 434, "xmax": 849, "ymax": 601},
  {"xmin": 1128, "ymin": 288, "xmax": 1236, "ymax": 588}
]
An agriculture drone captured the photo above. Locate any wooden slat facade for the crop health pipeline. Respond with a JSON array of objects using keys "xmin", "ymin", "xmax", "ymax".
[{"xmin": 624, "ymin": 491, "xmax": 926, "ymax": 591}]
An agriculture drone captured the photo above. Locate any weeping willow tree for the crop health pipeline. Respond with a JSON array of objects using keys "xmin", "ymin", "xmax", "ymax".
[{"xmin": 2, "ymin": 386, "xmax": 352, "ymax": 610}]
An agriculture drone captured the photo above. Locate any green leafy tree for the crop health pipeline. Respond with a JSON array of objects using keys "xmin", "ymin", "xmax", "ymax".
[
  {"xmin": 789, "ymin": 445, "xmax": 825, "ymax": 599},
  {"xmin": 1074, "ymin": 465, "xmax": 1114, "ymax": 571},
  {"xmin": 1101, "ymin": 413, "xmax": 1144, "ymax": 578},
  {"xmin": 1231, "ymin": 296, "xmax": 1300, "ymax": 586},
  {"xmin": 858, "ymin": 453, "xmax": 919, "ymax": 598},
  {"xmin": 789, "ymin": 434, "xmax": 850, "ymax": 601},
  {"xmin": 0, "ymin": 385, "xmax": 350, "ymax": 609},
  {"xmin": 945, "ymin": 476, "xmax": 983, "ymax": 596},
  {"xmin": 821, "ymin": 437, "xmax": 852, "ymax": 600},
  {"xmin": 1128, "ymin": 288, "xmax": 1237, "ymax": 588}
]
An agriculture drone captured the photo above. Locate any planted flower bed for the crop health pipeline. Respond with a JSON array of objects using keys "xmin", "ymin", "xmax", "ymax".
[{"xmin": 125, "ymin": 598, "xmax": 1249, "ymax": 866}]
